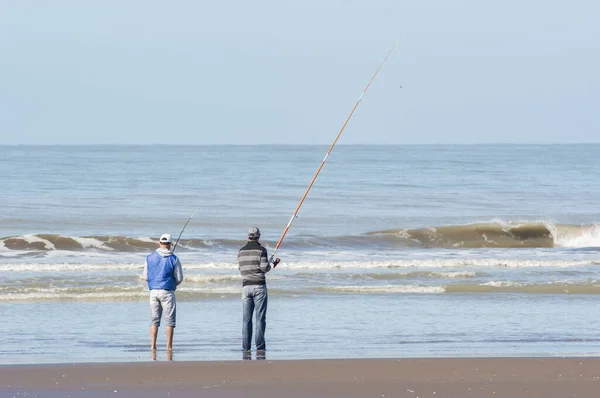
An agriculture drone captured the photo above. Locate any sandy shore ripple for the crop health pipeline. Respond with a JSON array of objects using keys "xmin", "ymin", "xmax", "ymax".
[{"xmin": 2, "ymin": 357, "xmax": 600, "ymax": 398}]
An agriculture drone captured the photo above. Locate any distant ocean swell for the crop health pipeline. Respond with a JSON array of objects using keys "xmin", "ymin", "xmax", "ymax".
[
  {"xmin": 1, "ymin": 222, "xmax": 599, "ymax": 253},
  {"xmin": 3, "ymin": 282, "xmax": 600, "ymax": 301}
]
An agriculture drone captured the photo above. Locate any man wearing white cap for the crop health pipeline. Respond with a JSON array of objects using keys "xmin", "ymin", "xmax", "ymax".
[
  {"xmin": 237, "ymin": 227, "xmax": 279, "ymax": 355},
  {"xmin": 143, "ymin": 233, "xmax": 184, "ymax": 351}
]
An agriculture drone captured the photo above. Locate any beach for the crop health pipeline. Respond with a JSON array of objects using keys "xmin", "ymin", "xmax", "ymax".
[{"xmin": 2, "ymin": 357, "xmax": 600, "ymax": 397}]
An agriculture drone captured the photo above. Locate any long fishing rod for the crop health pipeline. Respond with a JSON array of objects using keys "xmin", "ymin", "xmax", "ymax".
[
  {"xmin": 172, "ymin": 209, "xmax": 199, "ymax": 252},
  {"xmin": 269, "ymin": 39, "xmax": 400, "ymax": 267}
]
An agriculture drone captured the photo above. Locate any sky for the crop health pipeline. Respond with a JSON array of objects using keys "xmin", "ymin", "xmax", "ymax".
[{"xmin": 0, "ymin": 0, "xmax": 598, "ymax": 145}]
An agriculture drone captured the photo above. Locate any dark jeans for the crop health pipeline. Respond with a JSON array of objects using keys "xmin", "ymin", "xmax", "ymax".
[{"xmin": 242, "ymin": 284, "xmax": 268, "ymax": 351}]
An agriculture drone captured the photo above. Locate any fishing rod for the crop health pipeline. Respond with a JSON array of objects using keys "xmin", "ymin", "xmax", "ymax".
[
  {"xmin": 269, "ymin": 39, "xmax": 400, "ymax": 267},
  {"xmin": 172, "ymin": 209, "xmax": 199, "ymax": 252}
]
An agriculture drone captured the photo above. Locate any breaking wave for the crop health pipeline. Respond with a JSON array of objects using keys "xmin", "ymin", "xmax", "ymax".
[
  {"xmin": 1, "ymin": 221, "xmax": 599, "ymax": 255},
  {"xmin": 368, "ymin": 221, "xmax": 600, "ymax": 249}
]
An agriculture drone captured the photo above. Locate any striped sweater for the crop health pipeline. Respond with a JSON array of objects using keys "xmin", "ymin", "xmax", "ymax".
[{"xmin": 237, "ymin": 240, "xmax": 271, "ymax": 286}]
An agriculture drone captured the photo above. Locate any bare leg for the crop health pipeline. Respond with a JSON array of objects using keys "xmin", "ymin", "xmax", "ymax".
[
  {"xmin": 166, "ymin": 326, "xmax": 174, "ymax": 350},
  {"xmin": 150, "ymin": 325, "xmax": 158, "ymax": 350}
]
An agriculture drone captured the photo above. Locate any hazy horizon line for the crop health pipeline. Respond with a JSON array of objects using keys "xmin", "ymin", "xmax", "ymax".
[{"xmin": 1, "ymin": 142, "xmax": 599, "ymax": 147}]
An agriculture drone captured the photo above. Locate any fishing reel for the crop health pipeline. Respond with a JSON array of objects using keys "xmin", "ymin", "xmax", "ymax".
[{"xmin": 271, "ymin": 258, "xmax": 281, "ymax": 268}]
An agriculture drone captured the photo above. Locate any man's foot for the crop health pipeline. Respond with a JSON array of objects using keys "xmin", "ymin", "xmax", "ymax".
[
  {"xmin": 242, "ymin": 350, "xmax": 251, "ymax": 360},
  {"xmin": 166, "ymin": 346, "xmax": 173, "ymax": 351},
  {"xmin": 151, "ymin": 346, "xmax": 157, "ymax": 351}
]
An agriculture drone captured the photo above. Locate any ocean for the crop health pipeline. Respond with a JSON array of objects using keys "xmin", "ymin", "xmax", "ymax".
[{"xmin": 1, "ymin": 144, "xmax": 599, "ymax": 364}]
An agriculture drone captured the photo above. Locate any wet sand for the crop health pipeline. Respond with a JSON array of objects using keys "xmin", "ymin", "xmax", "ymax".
[{"xmin": 2, "ymin": 357, "xmax": 599, "ymax": 398}]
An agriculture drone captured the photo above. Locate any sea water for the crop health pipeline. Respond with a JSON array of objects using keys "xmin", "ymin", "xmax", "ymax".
[{"xmin": 1, "ymin": 144, "xmax": 599, "ymax": 364}]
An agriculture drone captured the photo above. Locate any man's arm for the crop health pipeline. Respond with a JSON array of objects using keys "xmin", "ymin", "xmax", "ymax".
[
  {"xmin": 142, "ymin": 259, "xmax": 149, "ymax": 281},
  {"xmin": 259, "ymin": 249, "xmax": 271, "ymax": 273},
  {"xmin": 174, "ymin": 258, "xmax": 184, "ymax": 285}
]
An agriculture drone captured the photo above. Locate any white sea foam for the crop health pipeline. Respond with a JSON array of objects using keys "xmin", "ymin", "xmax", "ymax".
[
  {"xmin": 278, "ymin": 258, "xmax": 597, "ymax": 270},
  {"xmin": 0, "ymin": 289, "xmax": 147, "ymax": 301},
  {"xmin": 0, "ymin": 242, "xmax": 30, "ymax": 257},
  {"xmin": 324, "ymin": 285, "xmax": 444, "ymax": 294},
  {"xmin": 0, "ymin": 285, "xmax": 240, "ymax": 301},
  {"xmin": 553, "ymin": 224, "xmax": 600, "ymax": 248},
  {"xmin": 481, "ymin": 281, "xmax": 523, "ymax": 288},
  {"xmin": 22, "ymin": 234, "xmax": 56, "ymax": 250},
  {"xmin": 0, "ymin": 263, "xmax": 144, "ymax": 272},
  {"xmin": 183, "ymin": 262, "xmax": 238, "ymax": 270},
  {"xmin": 1, "ymin": 258, "xmax": 598, "ymax": 273},
  {"xmin": 184, "ymin": 274, "xmax": 241, "ymax": 283},
  {"xmin": 71, "ymin": 236, "xmax": 113, "ymax": 250},
  {"xmin": 136, "ymin": 237, "xmax": 155, "ymax": 243}
]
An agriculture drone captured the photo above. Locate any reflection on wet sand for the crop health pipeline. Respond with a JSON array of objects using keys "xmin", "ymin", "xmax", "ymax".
[
  {"xmin": 242, "ymin": 350, "xmax": 266, "ymax": 360},
  {"xmin": 151, "ymin": 350, "xmax": 173, "ymax": 361}
]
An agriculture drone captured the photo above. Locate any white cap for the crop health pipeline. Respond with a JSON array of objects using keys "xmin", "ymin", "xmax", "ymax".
[{"xmin": 159, "ymin": 233, "xmax": 172, "ymax": 244}]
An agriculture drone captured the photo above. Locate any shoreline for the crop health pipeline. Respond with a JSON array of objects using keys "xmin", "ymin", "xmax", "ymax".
[{"xmin": 2, "ymin": 357, "xmax": 599, "ymax": 398}]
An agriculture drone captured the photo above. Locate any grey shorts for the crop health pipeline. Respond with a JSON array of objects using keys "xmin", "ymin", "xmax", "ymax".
[{"xmin": 149, "ymin": 289, "xmax": 176, "ymax": 327}]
